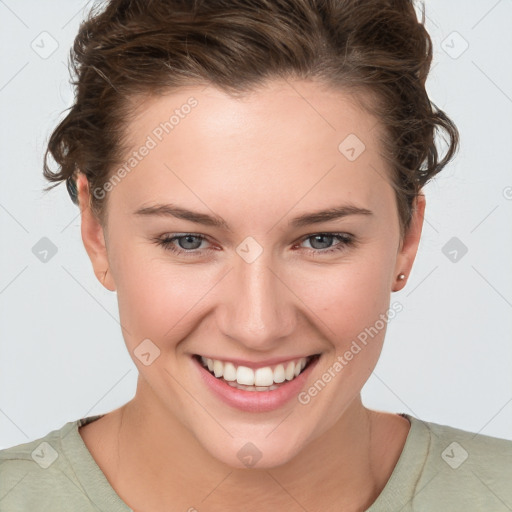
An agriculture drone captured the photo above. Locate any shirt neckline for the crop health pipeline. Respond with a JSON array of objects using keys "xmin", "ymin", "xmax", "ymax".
[
  {"xmin": 366, "ymin": 412, "xmax": 430, "ymax": 510},
  {"xmin": 59, "ymin": 412, "xmax": 429, "ymax": 511},
  {"xmin": 60, "ymin": 413, "xmax": 132, "ymax": 511}
]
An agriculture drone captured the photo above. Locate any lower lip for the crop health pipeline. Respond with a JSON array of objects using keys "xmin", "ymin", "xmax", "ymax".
[{"xmin": 193, "ymin": 355, "xmax": 319, "ymax": 413}]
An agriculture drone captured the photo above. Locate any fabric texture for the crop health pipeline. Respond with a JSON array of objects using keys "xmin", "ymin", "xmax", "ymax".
[{"xmin": 1, "ymin": 412, "xmax": 511, "ymax": 511}]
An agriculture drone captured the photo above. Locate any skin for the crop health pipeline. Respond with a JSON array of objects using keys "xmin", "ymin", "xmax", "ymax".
[{"xmin": 76, "ymin": 78, "xmax": 425, "ymax": 511}]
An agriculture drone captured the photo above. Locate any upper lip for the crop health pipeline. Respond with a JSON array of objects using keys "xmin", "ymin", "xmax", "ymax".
[{"xmin": 194, "ymin": 353, "xmax": 320, "ymax": 369}]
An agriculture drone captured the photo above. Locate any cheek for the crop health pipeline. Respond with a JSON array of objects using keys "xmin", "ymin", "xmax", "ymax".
[
  {"xmin": 111, "ymin": 241, "xmax": 218, "ymax": 351},
  {"xmin": 289, "ymin": 248, "xmax": 396, "ymax": 347},
  {"xmin": 291, "ymin": 255, "xmax": 397, "ymax": 408}
]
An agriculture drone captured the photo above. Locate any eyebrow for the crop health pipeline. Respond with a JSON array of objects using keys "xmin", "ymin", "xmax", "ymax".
[{"xmin": 133, "ymin": 203, "xmax": 373, "ymax": 230}]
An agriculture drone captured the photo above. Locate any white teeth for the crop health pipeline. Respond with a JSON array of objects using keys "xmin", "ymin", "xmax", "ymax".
[
  {"xmin": 273, "ymin": 364, "xmax": 286, "ymax": 383},
  {"xmin": 285, "ymin": 361, "xmax": 295, "ymax": 381},
  {"xmin": 213, "ymin": 359, "xmax": 223, "ymax": 378},
  {"xmin": 227, "ymin": 381, "xmax": 280, "ymax": 391},
  {"xmin": 236, "ymin": 365, "xmax": 255, "ymax": 386},
  {"xmin": 254, "ymin": 367, "xmax": 274, "ymax": 387},
  {"xmin": 199, "ymin": 355, "xmax": 313, "ymax": 389},
  {"xmin": 223, "ymin": 362, "xmax": 237, "ymax": 381}
]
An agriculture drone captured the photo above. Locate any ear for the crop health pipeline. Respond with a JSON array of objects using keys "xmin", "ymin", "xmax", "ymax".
[
  {"xmin": 392, "ymin": 194, "xmax": 426, "ymax": 292},
  {"xmin": 76, "ymin": 173, "xmax": 117, "ymax": 292}
]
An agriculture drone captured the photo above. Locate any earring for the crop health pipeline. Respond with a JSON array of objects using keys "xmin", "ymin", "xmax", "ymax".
[
  {"xmin": 102, "ymin": 268, "xmax": 109, "ymax": 285},
  {"xmin": 397, "ymin": 273, "xmax": 406, "ymax": 281}
]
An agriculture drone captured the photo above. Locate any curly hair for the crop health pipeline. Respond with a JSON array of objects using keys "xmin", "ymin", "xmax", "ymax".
[{"xmin": 43, "ymin": 0, "xmax": 459, "ymax": 236}]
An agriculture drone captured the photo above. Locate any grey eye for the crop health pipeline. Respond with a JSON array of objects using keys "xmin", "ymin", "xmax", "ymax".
[
  {"xmin": 176, "ymin": 235, "xmax": 203, "ymax": 250},
  {"xmin": 304, "ymin": 234, "xmax": 337, "ymax": 250}
]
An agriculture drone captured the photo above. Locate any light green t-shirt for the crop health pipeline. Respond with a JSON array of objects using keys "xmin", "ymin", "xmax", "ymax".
[{"xmin": 0, "ymin": 412, "xmax": 511, "ymax": 511}]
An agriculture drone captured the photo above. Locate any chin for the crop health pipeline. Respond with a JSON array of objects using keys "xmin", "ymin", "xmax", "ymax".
[
  {"xmin": 202, "ymin": 433, "xmax": 306, "ymax": 470},
  {"xmin": 180, "ymin": 409, "xmax": 314, "ymax": 470}
]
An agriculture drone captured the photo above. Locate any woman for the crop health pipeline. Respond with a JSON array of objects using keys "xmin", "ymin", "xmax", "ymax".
[{"xmin": 1, "ymin": 0, "xmax": 510, "ymax": 510}]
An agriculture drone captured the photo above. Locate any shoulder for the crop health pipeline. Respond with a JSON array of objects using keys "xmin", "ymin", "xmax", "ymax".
[
  {"xmin": 0, "ymin": 418, "xmax": 99, "ymax": 511},
  {"xmin": 424, "ymin": 418, "xmax": 512, "ymax": 465},
  {"xmin": 410, "ymin": 416, "xmax": 512, "ymax": 510}
]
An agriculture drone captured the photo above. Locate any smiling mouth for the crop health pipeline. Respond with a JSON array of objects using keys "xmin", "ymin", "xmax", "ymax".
[{"xmin": 194, "ymin": 354, "xmax": 320, "ymax": 391}]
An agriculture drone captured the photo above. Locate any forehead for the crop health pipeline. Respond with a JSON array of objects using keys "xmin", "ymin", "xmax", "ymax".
[
  {"xmin": 126, "ymin": 79, "xmax": 382, "ymax": 156},
  {"xmin": 112, "ymin": 79, "xmax": 393, "ymax": 219}
]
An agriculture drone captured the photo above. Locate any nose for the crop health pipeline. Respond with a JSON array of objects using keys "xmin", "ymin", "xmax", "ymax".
[{"xmin": 216, "ymin": 251, "xmax": 296, "ymax": 351}]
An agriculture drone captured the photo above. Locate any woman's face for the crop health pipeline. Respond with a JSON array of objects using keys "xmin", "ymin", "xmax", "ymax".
[{"xmin": 78, "ymin": 79, "xmax": 424, "ymax": 469}]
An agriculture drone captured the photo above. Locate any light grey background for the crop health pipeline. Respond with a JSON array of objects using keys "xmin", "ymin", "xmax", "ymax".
[{"xmin": 1, "ymin": 0, "xmax": 511, "ymax": 449}]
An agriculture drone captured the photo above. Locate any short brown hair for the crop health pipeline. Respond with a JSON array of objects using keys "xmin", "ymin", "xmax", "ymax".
[{"xmin": 43, "ymin": 0, "xmax": 459, "ymax": 235}]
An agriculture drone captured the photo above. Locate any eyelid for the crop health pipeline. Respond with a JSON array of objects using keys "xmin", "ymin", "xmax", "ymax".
[
  {"xmin": 156, "ymin": 232, "xmax": 212, "ymax": 248},
  {"xmin": 296, "ymin": 231, "xmax": 353, "ymax": 245},
  {"xmin": 294, "ymin": 232, "xmax": 355, "ymax": 253},
  {"xmin": 154, "ymin": 231, "xmax": 356, "ymax": 257}
]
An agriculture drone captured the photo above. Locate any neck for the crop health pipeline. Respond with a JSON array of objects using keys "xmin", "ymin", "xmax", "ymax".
[{"xmin": 96, "ymin": 381, "xmax": 404, "ymax": 511}]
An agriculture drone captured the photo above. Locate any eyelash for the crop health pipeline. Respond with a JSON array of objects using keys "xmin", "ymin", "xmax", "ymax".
[{"xmin": 154, "ymin": 232, "xmax": 355, "ymax": 257}]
